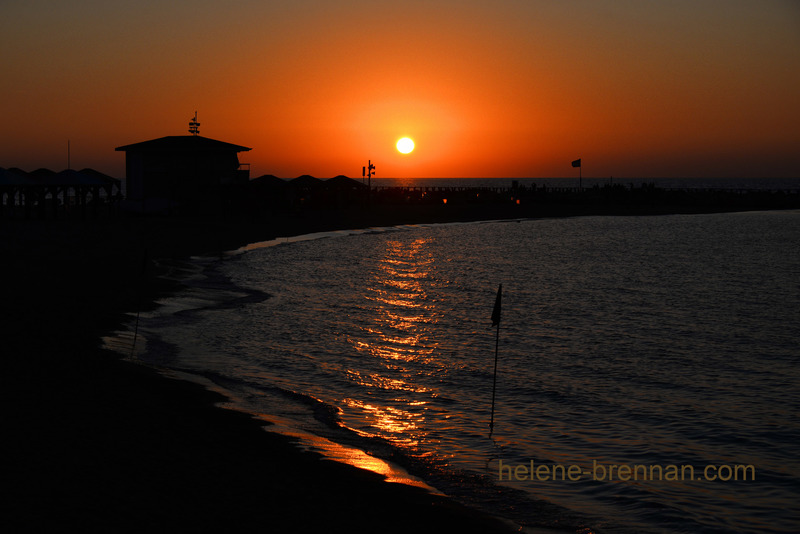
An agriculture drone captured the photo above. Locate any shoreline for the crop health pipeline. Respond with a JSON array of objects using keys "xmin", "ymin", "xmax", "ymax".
[
  {"xmin": 5, "ymin": 202, "xmax": 797, "ymax": 532},
  {"xmin": 2, "ymin": 208, "xmax": 559, "ymax": 533},
  {"xmin": 114, "ymin": 222, "xmax": 601, "ymax": 533}
]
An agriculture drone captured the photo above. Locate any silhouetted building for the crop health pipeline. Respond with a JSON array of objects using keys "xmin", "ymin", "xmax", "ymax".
[{"xmin": 115, "ymin": 135, "xmax": 251, "ymax": 207}]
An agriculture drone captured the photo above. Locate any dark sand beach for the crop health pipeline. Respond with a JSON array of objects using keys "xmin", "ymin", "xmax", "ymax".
[{"xmin": 4, "ymin": 193, "xmax": 797, "ymax": 533}]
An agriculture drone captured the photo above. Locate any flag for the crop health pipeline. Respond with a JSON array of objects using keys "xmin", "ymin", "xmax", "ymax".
[
  {"xmin": 491, "ymin": 284, "xmax": 502, "ymax": 327},
  {"xmin": 571, "ymin": 158, "xmax": 581, "ymax": 168}
]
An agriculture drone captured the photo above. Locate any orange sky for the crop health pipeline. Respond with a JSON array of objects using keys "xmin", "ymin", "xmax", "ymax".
[{"xmin": 2, "ymin": 0, "xmax": 798, "ymax": 179}]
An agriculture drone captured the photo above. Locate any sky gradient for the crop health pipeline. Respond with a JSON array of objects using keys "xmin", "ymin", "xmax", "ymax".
[{"xmin": 2, "ymin": 0, "xmax": 799, "ymax": 179}]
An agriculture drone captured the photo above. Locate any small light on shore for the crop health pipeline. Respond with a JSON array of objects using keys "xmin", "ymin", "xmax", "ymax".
[
  {"xmin": 443, "ymin": 198, "xmax": 448, "ymax": 205},
  {"xmin": 516, "ymin": 199, "xmax": 521, "ymax": 205}
]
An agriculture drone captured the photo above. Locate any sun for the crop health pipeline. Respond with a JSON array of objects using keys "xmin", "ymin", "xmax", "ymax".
[{"xmin": 396, "ymin": 137, "xmax": 415, "ymax": 154}]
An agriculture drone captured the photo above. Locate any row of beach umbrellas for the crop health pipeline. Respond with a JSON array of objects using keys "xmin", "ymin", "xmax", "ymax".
[{"xmin": 0, "ymin": 167, "xmax": 120, "ymax": 189}]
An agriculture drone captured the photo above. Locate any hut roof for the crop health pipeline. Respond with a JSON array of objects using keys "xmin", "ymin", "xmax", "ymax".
[
  {"xmin": 251, "ymin": 174, "xmax": 286, "ymax": 184},
  {"xmin": 289, "ymin": 175, "xmax": 323, "ymax": 189},
  {"xmin": 115, "ymin": 135, "xmax": 251, "ymax": 153},
  {"xmin": 0, "ymin": 168, "xmax": 119, "ymax": 187},
  {"xmin": 0, "ymin": 167, "xmax": 30, "ymax": 185},
  {"xmin": 325, "ymin": 175, "xmax": 367, "ymax": 190},
  {"xmin": 29, "ymin": 168, "xmax": 56, "ymax": 182},
  {"xmin": 55, "ymin": 169, "xmax": 110, "ymax": 186},
  {"xmin": 79, "ymin": 168, "xmax": 121, "ymax": 185},
  {"xmin": 250, "ymin": 174, "xmax": 287, "ymax": 189}
]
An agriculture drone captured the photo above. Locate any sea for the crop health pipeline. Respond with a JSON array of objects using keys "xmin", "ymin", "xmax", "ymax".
[
  {"xmin": 370, "ymin": 176, "xmax": 800, "ymax": 192},
  {"xmin": 106, "ymin": 178, "xmax": 800, "ymax": 534}
]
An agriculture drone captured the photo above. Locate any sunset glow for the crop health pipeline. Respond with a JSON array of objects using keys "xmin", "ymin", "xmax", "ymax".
[{"xmin": 1, "ymin": 1, "xmax": 798, "ymax": 179}]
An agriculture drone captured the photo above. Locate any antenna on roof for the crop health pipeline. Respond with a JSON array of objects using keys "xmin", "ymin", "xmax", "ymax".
[{"xmin": 189, "ymin": 111, "xmax": 200, "ymax": 136}]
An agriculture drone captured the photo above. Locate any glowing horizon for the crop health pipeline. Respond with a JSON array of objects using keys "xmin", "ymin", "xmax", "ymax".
[{"xmin": 1, "ymin": 1, "xmax": 798, "ymax": 180}]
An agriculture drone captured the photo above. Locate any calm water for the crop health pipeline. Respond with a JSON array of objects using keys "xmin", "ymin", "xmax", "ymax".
[{"xmin": 126, "ymin": 210, "xmax": 800, "ymax": 533}]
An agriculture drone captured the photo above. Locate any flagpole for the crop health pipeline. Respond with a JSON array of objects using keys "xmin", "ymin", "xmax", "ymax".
[
  {"xmin": 572, "ymin": 158, "xmax": 582, "ymax": 190},
  {"xmin": 489, "ymin": 319, "xmax": 500, "ymax": 437},
  {"xmin": 489, "ymin": 283, "xmax": 502, "ymax": 437}
]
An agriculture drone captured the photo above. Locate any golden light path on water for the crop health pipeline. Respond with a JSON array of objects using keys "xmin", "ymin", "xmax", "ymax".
[{"xmin": 343, "ymin": 237, "xmax": 439, "ymax": 449}]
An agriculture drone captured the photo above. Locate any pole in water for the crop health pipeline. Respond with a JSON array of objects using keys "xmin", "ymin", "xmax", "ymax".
[{"xmin": 489, "ymin": 283, "xmax": 502, "ymax": 437}]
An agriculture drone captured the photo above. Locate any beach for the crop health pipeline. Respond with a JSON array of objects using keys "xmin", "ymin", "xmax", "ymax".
[
  {"xmin": 3, "ymin": 210, "xmax": 544, "ymax": 533},
  {"xmin": 4, "ymin": 191, "xmax": 798, "ymax": 533}
]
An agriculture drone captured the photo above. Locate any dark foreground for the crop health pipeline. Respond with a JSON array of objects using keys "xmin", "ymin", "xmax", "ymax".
[{"xmin": 4, "ymin": 196, "xmax": 797, "ymax": 533}]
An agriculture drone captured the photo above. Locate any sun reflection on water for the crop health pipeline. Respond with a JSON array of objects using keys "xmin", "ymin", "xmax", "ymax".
[
  {"xmin": 345, "ymin": 369, "xmax": 431, "ymax": 394},
  {"xmin": 342, "ymin": 237, "xmax": 441, "ymax": 449},
  {"xmin": 343, "ymin": 398, "xmax": 422, "ymax": 446}
]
